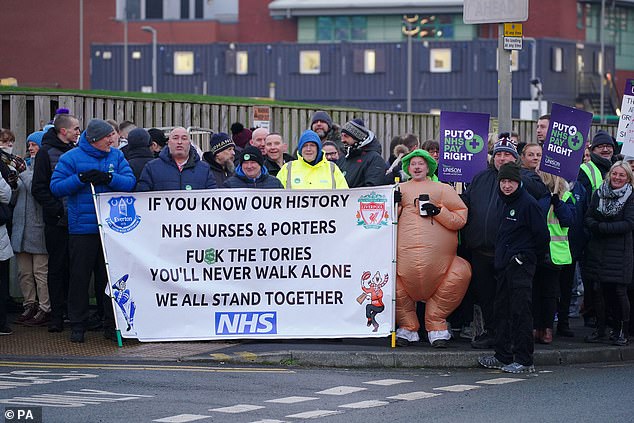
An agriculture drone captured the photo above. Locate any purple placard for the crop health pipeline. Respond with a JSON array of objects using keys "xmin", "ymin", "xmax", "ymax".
[
  {"xmin": 438, "ymin": 111, "xmax": 490, "ymax": 183},
  {"xmin": 539, "ymin": 103, "xmax": 593, "ymax": 181},
  {"xmin": 626, "ymin": 79, "xmax": 634, "ymax": 96}
]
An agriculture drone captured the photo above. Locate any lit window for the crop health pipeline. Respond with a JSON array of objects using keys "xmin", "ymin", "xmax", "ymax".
[
  {"xmin": 552, "ymin": 47, "xmax": 563, "ymax": 72},
  {"xmin": 174, "ymin": 51, "xmax": 195, "ymax": 75},
  {"xmin": 132, "ymin": 51, "xmax": 142, "ymax": 60},
  {"xmin": 430, "ymin": 48, "xmax": 452, "ymax": 73},
  {"xmin": 236, "ymin": 51, "xmax": 248, "ymax": 75},
  {"xmin": 103, "ymin": 51, "xmax": 112, "ymax": 60},
  {"xmin": 364, "ymin": 50, "xmax": 376, "ymax": 74},
  {"xmin": 300, "ymin": 51, "xmax": 321, "ymax": 74}
]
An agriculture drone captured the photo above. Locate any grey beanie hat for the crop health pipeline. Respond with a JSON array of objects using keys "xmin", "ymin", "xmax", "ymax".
[{"xmin": 85, "ymin": 119, "xmax": 114, "ymax": 143}]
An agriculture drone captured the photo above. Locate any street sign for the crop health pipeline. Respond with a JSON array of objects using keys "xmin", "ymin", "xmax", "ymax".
[
  {"xmin": 504, "ymin": 37, "xmax": 523, "ymax": 50},
  {"xmin": 504, "ymin": 23, "xmax": 523, "ymax": 36},
  {"xmin": 463, "ymin": 0, "xmax": 529, "ymax": 24}
]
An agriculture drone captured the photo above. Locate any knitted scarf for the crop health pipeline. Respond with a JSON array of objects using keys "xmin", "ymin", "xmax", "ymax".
[{"xmin": 597, "ymin": 181, "xmax": 632, "ymax": 217}]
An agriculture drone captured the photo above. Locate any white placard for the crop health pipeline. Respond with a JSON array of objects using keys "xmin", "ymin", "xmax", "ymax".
[{"xmin": 96, "ymin": 187, "xmax": 396, "ymax": 342}]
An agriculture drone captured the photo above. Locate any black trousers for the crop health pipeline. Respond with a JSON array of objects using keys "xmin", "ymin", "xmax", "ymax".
[
  {"xmin": 557, "ymin": 262, "xmax": 576, "ymax": 329},
  {"xmin": 471, "ymin": 251, "xmax": 497, "ymax": 333},
  {"xmin": 532, "ymin": 264, "xmax": 561, "ymax": 330},
  {"xmin": 45, "ymin": 225, "xmax": 69, "ymax": 326},
  {"xmin": 0, "ymin": 260, "xmax": 7, "ymax": 328},
  {"xmin": 494, "ymin": 259, "xmax": 535, "ymax": 366},
  {"xmin": 68, "ymin": 234, "xmax": 112, "ymax": 331}
]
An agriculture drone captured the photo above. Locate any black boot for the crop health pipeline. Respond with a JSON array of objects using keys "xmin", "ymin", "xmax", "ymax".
[{"xmin": 612, "ymin": 321, "xmax": 629, "ymax": 346}]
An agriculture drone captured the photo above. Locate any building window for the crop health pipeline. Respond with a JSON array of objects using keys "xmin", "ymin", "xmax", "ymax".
[
  {"xmin": 299, "ymin": 51, "xmax": 321, "ymax": 74},
  {"xmin": 103, "ymin": 51, "xmax": 112, "ymax": 60},
  {"xmin": 496, "ymin": 49, "xmax": 519, "ymax": 72},
  {"xmin": 180, "ymin": 0, "xmax": 189, "ymax": 19},
  {"xmin": 596, "ymin": 51, "xmax": 603, "ymax": 74},
  {"xmin": 132, "ymin": 51, "xmax": 142, "ymax": 60},
  {"xmin": 236, "ymin": 51, "xmax": 248, "ymax": 75},
  {"xmin": 364, "ymin": 50, "xmax": 376, "ymax": 74},
  {"xmin": 195, "ymin": 0, "xmax": 203, "ymax": 19},
  {"xmin": 125, "ymin": 0, "xmax": 141, "ymax": 20},
  {"xmin": 552, "ymin": 47, "xmax": 563, "ymax": 72},
  {"xmin": 174, "ymin": 51, "xmax": 195, "ymax": 75},
  {"xmin": 146, "ymin": 0, "xmax": 163, "ymax": 19},
  {"xmin": 317, "ymin": 16, "xmax": 367, "ymax": 41},
  {"xmin": 430, "ymin": 48, "xmax": 452, "ymax": 73}
]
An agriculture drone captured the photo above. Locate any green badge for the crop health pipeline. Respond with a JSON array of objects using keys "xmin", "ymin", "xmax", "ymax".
[
  {"xmin": 204, "ymin": 248, "xmax": 216, "ymax": 265},
  {"xmin": 185, "ymin": 185, "xmax": 192, "ymax": 190},
  {"xmin": 510, "ymin": 209, "xmax": 515, "ymax": 217},
  {"xmin": 244, "ymin": 154, "xmax": 251, "ymax": 160}
]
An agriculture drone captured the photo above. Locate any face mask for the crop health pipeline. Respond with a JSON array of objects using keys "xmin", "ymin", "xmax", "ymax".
[{"xmin": 0, "ymin": 145, "xmax": 13, "ymax": 155}]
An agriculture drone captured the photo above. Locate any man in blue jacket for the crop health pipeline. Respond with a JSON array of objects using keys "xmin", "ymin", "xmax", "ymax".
[
  {"xmin": 50, "ymin": 119, "xmax": 136, "ymax": 343},
  {"xmin": 224, "ymin": 146, "xmax": 283, "ymax": 189},
  {"xmin": 479, "ymin": 162, "xmax": 549, "ymax": 373},
  {"xmin": 136, "ymin": 127, "xmax": 216, "ymax": 191}
]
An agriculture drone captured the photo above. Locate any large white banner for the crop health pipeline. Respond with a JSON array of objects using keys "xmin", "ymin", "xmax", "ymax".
[{"xmin": 95, "ymin": 187, "xmax": 396, "ymax": 342}]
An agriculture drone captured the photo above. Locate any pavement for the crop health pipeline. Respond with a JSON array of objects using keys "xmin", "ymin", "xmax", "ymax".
[{"xmin": 2, "ymin": 310, "xmax": 633, "ymax": 369}]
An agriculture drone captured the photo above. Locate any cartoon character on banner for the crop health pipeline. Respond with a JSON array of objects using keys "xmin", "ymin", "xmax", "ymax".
[
  {"xmin": 110, "ymin": 274, "xmax": 136, "ymax": 331},
  {"xmin": 357, "ymin": 271, "xmax": 388, "ymax": 332}
]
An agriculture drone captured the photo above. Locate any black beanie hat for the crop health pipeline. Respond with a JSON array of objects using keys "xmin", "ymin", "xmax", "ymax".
[
  {"xmin": 240, "ymin": 145, "xmax": 264, "ymax": 167},
  {"xmin": 208, "ymin": 132, "xmax": 235, "ymax": 156},
  {"xmin": 590, "ymin": 130, "xmax": 616, "ymax": 149},
  {"xmin": 497, "ymin": 162, "xmax": 522, "ymax": 183}
]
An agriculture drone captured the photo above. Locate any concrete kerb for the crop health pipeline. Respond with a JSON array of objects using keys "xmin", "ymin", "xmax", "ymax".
[{"xmin": 182, "ymin": 346, "xmax": 632, "ymax": 368}]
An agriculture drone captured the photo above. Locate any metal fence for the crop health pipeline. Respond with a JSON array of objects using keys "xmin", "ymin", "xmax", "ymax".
[{"xmin": 0, "ymin": 91, "xmax": 617, "ymax": 158}]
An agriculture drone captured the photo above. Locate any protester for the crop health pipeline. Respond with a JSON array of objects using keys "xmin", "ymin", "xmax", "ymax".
[
  {"xmin": 520, "ymin": 143, "xmax": 542, "ymax": 172},
  {"xmin": 224, "ymin": 146, "xmax": 283, "ymax": 189},
  {"xmin": 322, "ymin": 141, "xmax": 340, "ymax": 162},
  {"xmin": 122, "ymin": 128, "xmax": 153, "ymax": 181},
  {"xmin": 532, "ymin": 170, "xmax": 574, "ymax": 344},
  {"xmin": 536, "ymin": 114, "xmax": 550, "ymax": 145},
  {"xmin": 337, "ymin": 119, "xmax": 387, "ymax": 187},
  {"xmin": 263, "ymin": 133, "xmax": 292, "ymax": 177},
  {"xmin": 117, "ymin": 120, "xmax": 136, "ymax": 149},
  {"xmin": 583, "ymin": 161, "xmax": 634, "ymax": 346},
  {"xmin": 277, "ymin": 130, "xmax": 348, "ymax": 190},
  {"xmin": 202, "ymin": 132, "xmax": 236, "ymax": 187},
  {"xmin": 230, "ymin": 122, "xmax": 252, "ymax": 150},
  {"xmin": 479, "ymin": 162, "xmax": 549, "ymax": 373},
  {"xmin": 249, "ymin": 128, "xmax": 269, "ymax": 156},
  {"xmin": 50, "ymin": 119, "xmax": 137, "ymax": 343},
  {"xmin": 420, "ymin": 139, "xmax": 439, "ymax": 162},
  {"xmin": 310, "ymin": 111, "xmax": 340, "ymax": 145},
  {"xmin": 147, "ymin": 128, "xmax": 168, "ymax": 158},
  {"xmin": 32, "ymin": 114, "xmax": 80, "ymax": 332},
  {"xmin": 0, "ymin": 176, "xmax": 12, "ymax": 335},
  {"xmin": 395, "ymin": 149, "xmax": 470, "ymax": 348},
  {"xmin": 12, "ymin": 131, "xmax": 50, "ymax": 327},
  {"xmin": 137, "ymin": 127, "xmax": 216, "ymax": 191},
  {"xmin": 462, "ymin": 136, "xmax": 549, "ymax": 349}
]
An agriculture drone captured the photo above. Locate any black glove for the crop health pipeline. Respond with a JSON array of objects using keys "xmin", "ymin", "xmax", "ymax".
[
  {"xmin": 5, "ymin": 170, "xmax": 18, "ymax": 190},
  {"xmin": 394, "ymin": 190, "xmax": 402, "ymax": 204},
  {"xmin": 550, "ymin": 193, "xmax": 561, "ymax": 206},
  {"xmin": 11, "ymin": 156, "xmax": 27, "ymax": 174},
  {"xmin": 79, "ymin": 169, "xmax": 112, "ymax": 185},
  {"xmin": 421, "ymin": 202, "xmax": 441, "ymax": 217}
]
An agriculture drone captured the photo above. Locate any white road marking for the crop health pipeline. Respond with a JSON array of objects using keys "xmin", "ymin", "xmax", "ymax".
[
  {"xmin": 433, "ymin": 384, "xmax": 480, "ymax": 392},
  {"xmin": 387, "ymin": 391, "xmax": 441, "ymax": 401},
  {"xmin": 285, "ymin": 410, "xmax": 341, "ymax": 419},
  {"xmin": 265, "ymin": 396, "xmax": 319, "ymax": 404},
  {"xmin": 363, "ymin": 379, "xmax": 413, "ymax": 386},
  {"xmin": 339, "ymin": 400, "xmax": 389, "ymax": 409},
  {"xmin": 209, "ymin": 404, "xmax": 265, "ymax": 413},
  {"xmin": 250, "ymin": 420, "xmax": 288, "ymax": 423},
  {"xmin": 476, "ymin": 377, "xmax": 524, "ymax": 385},
  {"xmin": 316, "ymin": 386, "xmax": 367, "ymax": 395},
  {"xmin": 153, "ymin": 414, "xmax": 211, "ymax": 422}
]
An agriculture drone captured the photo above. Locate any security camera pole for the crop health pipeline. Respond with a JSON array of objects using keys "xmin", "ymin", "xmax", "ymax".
[{"xmin": 463, "ymin": 0, "xmax": 529, "ymax": 134}]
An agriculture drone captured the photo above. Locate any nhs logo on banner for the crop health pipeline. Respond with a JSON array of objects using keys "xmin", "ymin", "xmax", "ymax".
[{"xmin": 215, "ymin": 311, "xmax": 277, "ymax": 335}]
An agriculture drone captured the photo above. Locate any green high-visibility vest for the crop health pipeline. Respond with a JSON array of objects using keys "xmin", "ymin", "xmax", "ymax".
[
  {"xmin": 547, "ymin": 191, "xmax": 573, "ymax": 265},
  {"xmin": 580, "ymin": 161, "xmax": 602, "ymax": 192}
]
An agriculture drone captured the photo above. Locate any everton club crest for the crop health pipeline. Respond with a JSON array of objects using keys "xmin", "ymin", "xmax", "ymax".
[
  {"xmin": 105, "ymin": 196, "xmax": 141, "ymax": 233},
  {"xmin": 356, "ymin": 192, "xmax": 390, "ymax": 229}
]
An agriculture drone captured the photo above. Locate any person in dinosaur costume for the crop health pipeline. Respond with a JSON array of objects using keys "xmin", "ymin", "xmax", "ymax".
[{"xmin": 395, "ymin": 149, "xmax": 471, "ymax": 348}]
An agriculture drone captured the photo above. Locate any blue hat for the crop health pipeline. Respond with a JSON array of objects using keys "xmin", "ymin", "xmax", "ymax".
[
  {"xmin": 127, "ymin": 128, "xmax": 151, "ymax": 148},
  {"xmin": 209, "ymin": 132, "xmax": 235, "ymax": 156},
  {"xmin": 26, "ymin": 131, "xmax": 44, "ymax": 147},
  {"xmin": 297, "ymin": 130, "xmax": 323, "ymax": 162},
  {"xmin": 493, "ymin": 137, "xmax": 519, "ymax": 159}
]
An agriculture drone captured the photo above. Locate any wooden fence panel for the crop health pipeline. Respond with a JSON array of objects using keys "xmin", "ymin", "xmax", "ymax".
[
  {"xmin": 34, "ymin": 96, "xmax": 51, "ymax": 130},
  {"xmin": 9, "ymin": 95, "xmax": 27, "ymax": 156}
]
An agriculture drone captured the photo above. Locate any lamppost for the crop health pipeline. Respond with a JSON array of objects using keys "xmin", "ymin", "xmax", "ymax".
[
  {"xmin": 142, "ymin": 26, "xmax": 158, "ymax": 93},
  {"xmin": 402, "ymin": 15, "xmax": 420, "ymax": 113}
]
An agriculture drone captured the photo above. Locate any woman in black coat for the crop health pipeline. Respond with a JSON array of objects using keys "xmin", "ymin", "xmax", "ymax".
[{"xmin": 583, "ymin": 161, "xmax": 634, "ymax": 346}]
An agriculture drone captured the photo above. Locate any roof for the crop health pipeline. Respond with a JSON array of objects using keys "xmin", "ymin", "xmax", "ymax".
[{"xmin": 268, "ymin": 0, "xmax": 464, "ymax": 17}]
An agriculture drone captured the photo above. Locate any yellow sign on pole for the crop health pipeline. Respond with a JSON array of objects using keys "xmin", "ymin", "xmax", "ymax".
[{"xmin": 504, "ymin": 23, "xmax": 523, "ymax": 37}]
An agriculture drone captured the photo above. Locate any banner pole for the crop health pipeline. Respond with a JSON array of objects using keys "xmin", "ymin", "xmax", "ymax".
[
  {"xmin": 391, "ymin": 180, "xmax": 400, "ymax": 348},
  {"xmin": 91, "ymin": 184, "xmax": 123, "ymax": 347}
]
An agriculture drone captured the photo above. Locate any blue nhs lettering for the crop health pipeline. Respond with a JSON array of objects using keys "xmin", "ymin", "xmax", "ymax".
[{"xmin": 215, "ymin": 311, "xmax": 277, "ymax": 335}]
